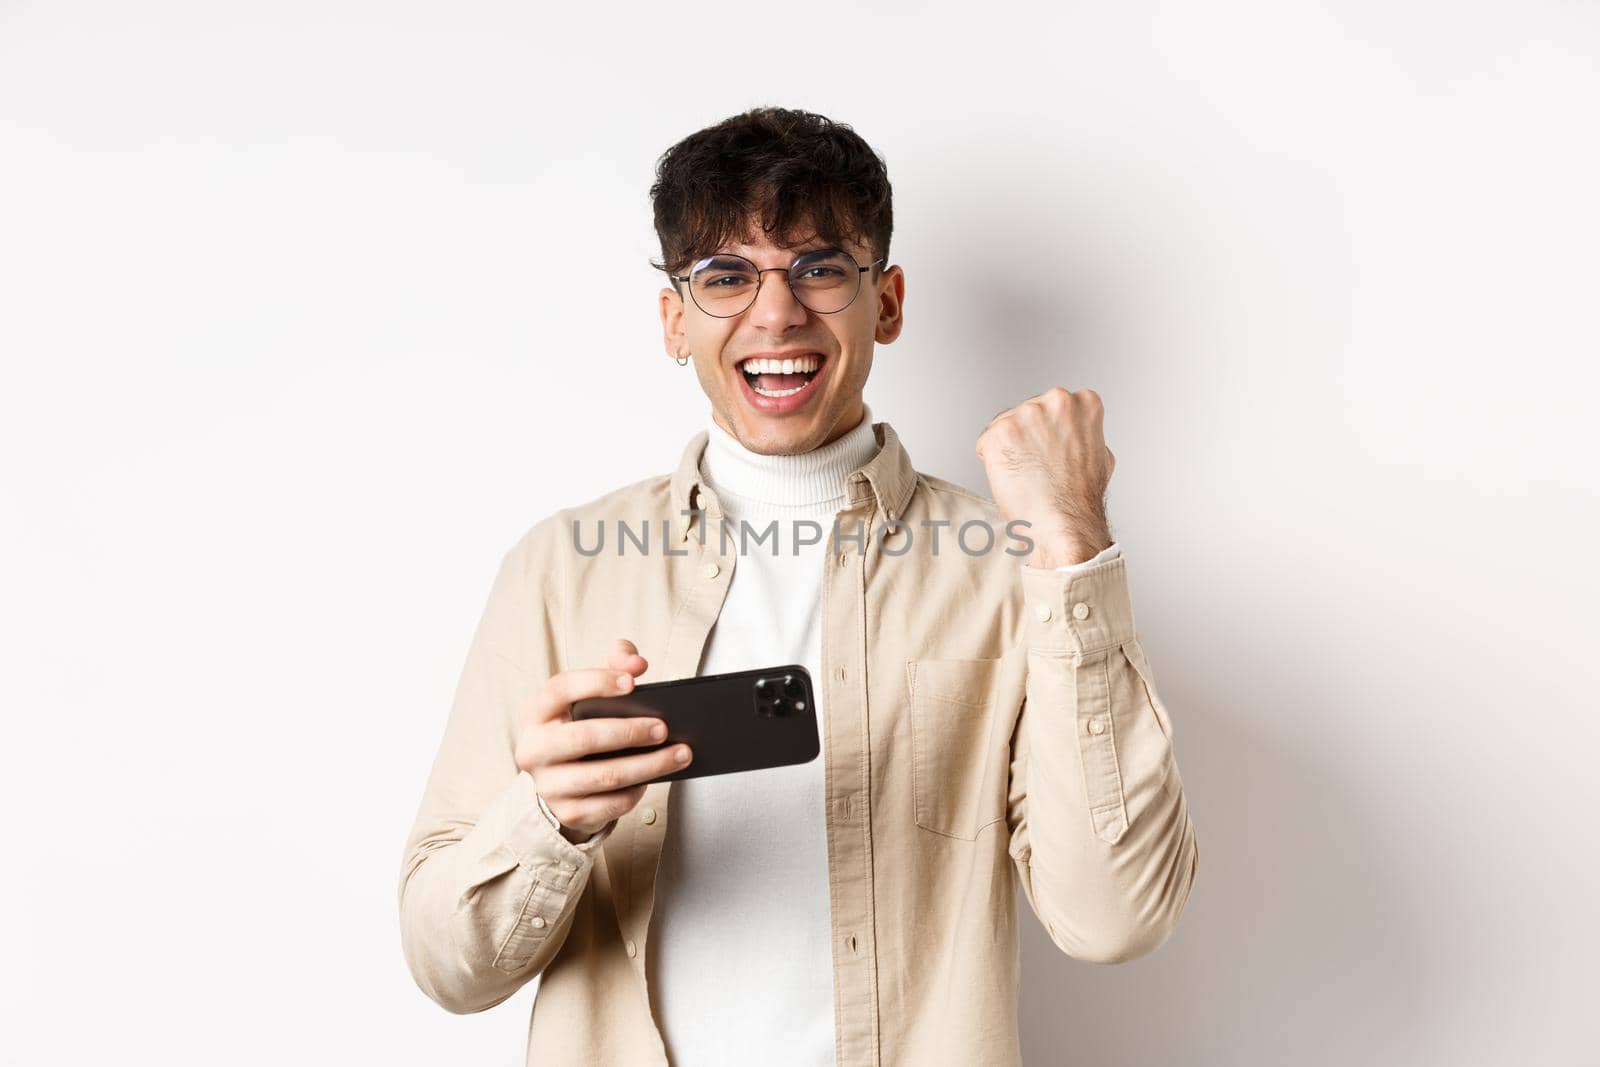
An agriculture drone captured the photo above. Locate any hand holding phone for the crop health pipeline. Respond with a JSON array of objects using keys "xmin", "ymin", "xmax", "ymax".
[
  {"xmin": 513, "ymin": 637, "xmax": 691, "ymax": 843},
  {"xmin": 570, "ymin": 662, "xmax": 819, "ymax": 782}
]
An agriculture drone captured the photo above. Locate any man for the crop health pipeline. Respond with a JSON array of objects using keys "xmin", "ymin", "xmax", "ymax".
[{"xmin": 398, "ymin": 106, "xmax": 1199, "ymax": 1066}]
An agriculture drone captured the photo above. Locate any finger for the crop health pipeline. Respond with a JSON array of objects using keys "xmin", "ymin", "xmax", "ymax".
[
  {"xmin": 546, "ymin": 714, "xmax": 670, "ymax": 763},
  {"xmin": 539, "ymin": 742, "xmax": 693, "ymax": 799},
  {"xmin": 606, "ymin": 637, "xmax": 649, "ymax": 676},
  {"xmin": 546, "ymin": 782, "xmax": 649, "ymax": 830},
  {"xmin": 977, "ymin": 408, "xmax": 1010, "ymax": 457},
  {"xmin": 530, "ymin": 667, "xmax": 637, "ymax": 724}
]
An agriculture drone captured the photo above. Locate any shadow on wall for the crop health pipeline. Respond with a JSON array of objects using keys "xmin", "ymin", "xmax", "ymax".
[{"xmin": 1014, "ymin": 612, "xmax": 1436, "ymax": 1067}]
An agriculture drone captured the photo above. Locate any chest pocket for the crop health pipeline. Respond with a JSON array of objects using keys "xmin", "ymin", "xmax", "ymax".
[{"xmin": 906, "ymin": 657, "xmax": 1007, "ymax": 840}]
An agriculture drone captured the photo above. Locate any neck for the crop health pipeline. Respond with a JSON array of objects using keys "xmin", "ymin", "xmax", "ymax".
[{"xmin": 700, "ymin": 403, "xmax": 880, "ymax": 518}]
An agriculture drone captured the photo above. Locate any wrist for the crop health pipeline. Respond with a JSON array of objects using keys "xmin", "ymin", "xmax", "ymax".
[
  {"xmin": 1030, "ymin": 537, "xmax": 1110, "ymax": 569},
  {"xmin": 1019, "ymin": 514, "xmax": 1110, "ymax": 569}
]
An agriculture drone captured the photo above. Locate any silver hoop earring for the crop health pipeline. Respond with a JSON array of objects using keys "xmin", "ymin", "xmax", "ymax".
[{"xmin": 676, "ymin": 355, "xmax": 689, "ymax": 366}]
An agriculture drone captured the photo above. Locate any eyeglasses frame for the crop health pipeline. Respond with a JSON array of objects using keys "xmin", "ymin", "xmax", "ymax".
[{"xmin": 665, "ymin": 250, "xmax": 886, "ymax": 318}]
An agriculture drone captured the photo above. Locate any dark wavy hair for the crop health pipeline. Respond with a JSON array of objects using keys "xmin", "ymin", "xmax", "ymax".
[{"xmin": 648, "ymin": 106, "xmax": 893, "ymax": 282}]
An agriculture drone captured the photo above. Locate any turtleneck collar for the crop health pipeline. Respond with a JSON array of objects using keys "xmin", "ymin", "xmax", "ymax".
[{"xmin": 699, "ymin": 403, "xmax": 881, "ymax": 518}]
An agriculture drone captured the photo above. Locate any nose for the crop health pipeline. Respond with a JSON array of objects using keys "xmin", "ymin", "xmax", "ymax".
[{"xmin": 748, "ymin": 267, "xmax": 810, "ymax": 330}]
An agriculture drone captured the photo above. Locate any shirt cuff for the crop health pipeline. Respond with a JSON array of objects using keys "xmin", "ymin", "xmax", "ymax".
[
  {"xmin": 504, "ymin": 773, "xmax": 613, "ymax": 865},
  {"xmin": 1053, "ymin": 541, "xmax": 1122, "ymax": 574},
  {"xmin": 1020, "ymin": 549, "xmax": 1137, "ymax": 654}
]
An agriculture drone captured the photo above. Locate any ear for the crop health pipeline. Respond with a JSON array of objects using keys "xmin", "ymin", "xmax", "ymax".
[
  {"xmin": 873, "ymin": 264, "xmax": 905, "ymax": 344},
  {"xmin": 660, "ymin": 285, "xmax": 690, "ymax": 363}
]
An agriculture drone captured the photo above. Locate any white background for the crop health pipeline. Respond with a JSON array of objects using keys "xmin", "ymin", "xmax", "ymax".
[{"xmin": 3, "ymin": 1, "xmax": 1597, "ymax": 1064}]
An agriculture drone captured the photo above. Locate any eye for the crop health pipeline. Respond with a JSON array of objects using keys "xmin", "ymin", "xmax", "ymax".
[
  {"xmin": 703, "ymin": 273, "xmax": 751, "ymax": 288},
  {"xmin": 691, "ymin": 256, "xmax": 757, "ymax": 290}
]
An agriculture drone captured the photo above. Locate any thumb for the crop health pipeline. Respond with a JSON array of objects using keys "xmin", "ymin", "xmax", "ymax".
[{"xmin": 606, "ymin": 637, "xmax": 649, "ymax": 676}]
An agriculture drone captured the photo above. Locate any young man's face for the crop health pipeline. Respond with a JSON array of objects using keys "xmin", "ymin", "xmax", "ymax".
[{"xmin": 659, "ymin": 225, "xmax": 905, "ymax": 456}]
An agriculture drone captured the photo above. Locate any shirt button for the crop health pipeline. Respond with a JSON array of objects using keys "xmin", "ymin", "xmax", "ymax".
[
  {"xmin": 1072, "ymin": 601, "xmax": 1091, "ymax": 620},
  {"xmin": 703, "ymin": 562, "xmax": 720, "ymax": 579},
  {"xmin": 626, "ymin": 939, "xmax": 638, "ymax": 958},
  {"xmin": 1033, "ymin": 603, "xmax": 1052, "ymax": 622},
  {"xmin": 1089, "ymin": 718, "xmax": 1106, "ymax": 735},
  {"xmin": 641, "ymin": 807, "xmax": 657, "ymax": 825},
  {"xmin": 530, "ymin": 915, "xmax": 547, "ymax": 929},
  {"xmin": 559, "ymin": 862, "xmax": 574, "ymax": 872},
  {"xmin": 838, "ymin": 553, "xmax": 849, "ymax": 567}
]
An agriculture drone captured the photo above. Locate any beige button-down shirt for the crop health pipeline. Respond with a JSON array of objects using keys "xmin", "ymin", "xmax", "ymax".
[{"xmin": 397, "ymin": 419, "xmax": 1200, "ymax": 1066}]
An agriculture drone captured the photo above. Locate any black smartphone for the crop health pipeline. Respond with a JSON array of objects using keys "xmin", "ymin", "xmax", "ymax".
[{"xmin": 568, "ymin": 664, "xmax": 819, "ymax": 783}]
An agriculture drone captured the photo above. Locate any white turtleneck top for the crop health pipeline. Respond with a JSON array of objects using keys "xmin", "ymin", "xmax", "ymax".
[{"xmin": 646, "ymin": 405, "xmax": 882, "ymax": 1066}]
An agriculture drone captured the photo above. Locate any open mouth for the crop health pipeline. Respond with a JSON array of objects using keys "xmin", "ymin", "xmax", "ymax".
[{"xmin": 737, "ymin": 353, "xmax": 825, "ymax": 398}]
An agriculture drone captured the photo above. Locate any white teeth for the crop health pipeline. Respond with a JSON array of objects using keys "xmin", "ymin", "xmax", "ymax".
[
  {"xmin": 741, "ymin": 354, "xmax": 821, "ymax": 398},
  {"xmin": 740, "ymin": 354, "xmax": 820, "ymax": 375}
]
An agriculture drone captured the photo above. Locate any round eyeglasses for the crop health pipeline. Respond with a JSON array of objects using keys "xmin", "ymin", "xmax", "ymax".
[{"xmin": 668, "ymin": 249, "xmax": 884, "ymax": 318}]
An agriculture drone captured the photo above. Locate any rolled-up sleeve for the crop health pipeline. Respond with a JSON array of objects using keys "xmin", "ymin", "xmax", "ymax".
[
  {"xmin": 396, "ymin": 515, "xmax": 614, "ymax": 1014},
  {"xmin": 1006, "ymin": 552, "xmax": 1199, "ymax": 964}
]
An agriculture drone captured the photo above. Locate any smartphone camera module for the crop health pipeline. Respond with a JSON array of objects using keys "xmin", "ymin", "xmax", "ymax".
[{"xmin": 753, "ymin": 674, "xmax": 804, "ymax": 718}]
